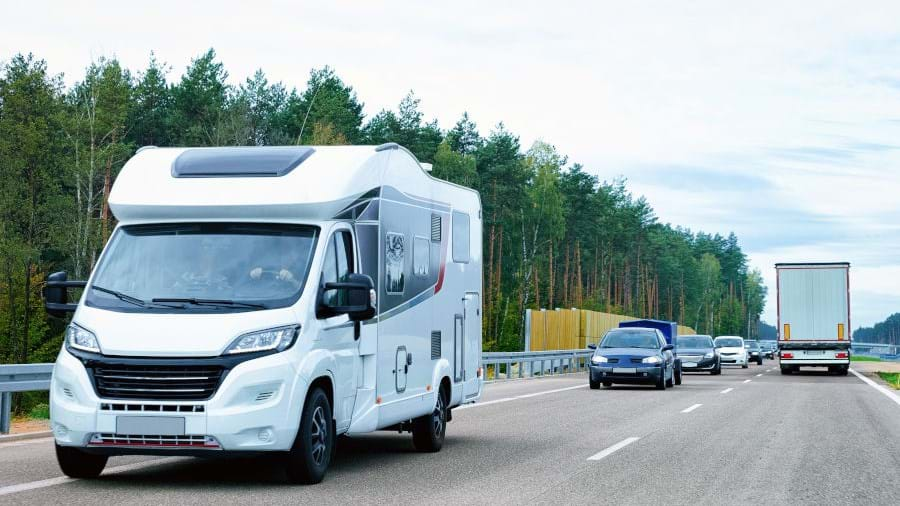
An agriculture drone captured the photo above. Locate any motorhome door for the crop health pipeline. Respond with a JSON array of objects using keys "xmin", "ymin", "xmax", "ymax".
[{"xmin": 463, "ymin": 292, "xmax": 481, "ymax": 399}]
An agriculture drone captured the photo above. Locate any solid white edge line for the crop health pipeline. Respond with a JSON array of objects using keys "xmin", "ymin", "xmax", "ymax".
[
  {"xmin": 743, "ymin": 379, "xmax": 752, "ymax": 383},
  {"xmin": 849, "ymin": 368, "xmax": 900, "ymax": 407},
  {"xmin": 720, "ymin": 388, "xmax": 734, "ymax": 394},
  {"xmin": 515, "ymin": 384, "xmax": 588, "ymax": 399},
  {"xmin": 587, "ymin": 437, "xmax": 641, "ymax": 461},
  {"xmin": 457, "ymin": 384, "xmax": 589, "ymax": 410},
  {"xmin": 454, "ymin": 397, "xmax": 515, "ymax": 410},
  {"xmin": 681, "ymin": 403, "xmax": 702, "ymax": 413},
  {"xmin": 0, "ymin": 457, "xmax": 184, "ymax": 497}
]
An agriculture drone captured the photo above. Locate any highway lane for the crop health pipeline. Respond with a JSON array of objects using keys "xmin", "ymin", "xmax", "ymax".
[{"xmin": 1, "ymin": 363, "xmax": 898, "ymax": 505}]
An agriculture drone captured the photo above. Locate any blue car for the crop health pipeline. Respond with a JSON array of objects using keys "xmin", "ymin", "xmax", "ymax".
[{"xmin": 588, "ymin": 327, "xmax": 678, "ymax": 390}]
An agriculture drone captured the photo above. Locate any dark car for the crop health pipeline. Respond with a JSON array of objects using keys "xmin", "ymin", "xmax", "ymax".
[
  {"xmin": 744, "ymin": 339, "xmax": 764, "ymax": 365},
  {"xmin": 760, "ymin": 341, "xmax": 776, "ymax": 359},
  {"xmin": 588, "ymin": 327, "xmax": 678, "ymax": 390},
  {"xmin": 675, "ymin": 334, "xmax": 721, "ymax": 375}
]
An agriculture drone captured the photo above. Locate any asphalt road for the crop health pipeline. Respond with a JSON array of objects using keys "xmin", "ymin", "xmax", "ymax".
[{"xmin": 1, "ymin": 363, "xmax": 898, "ymax": 505}]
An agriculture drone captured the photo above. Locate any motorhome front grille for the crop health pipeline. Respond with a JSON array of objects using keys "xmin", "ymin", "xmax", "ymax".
[
  {"xmin": 431, "ymin": 331, "xmax": 442, "ymax": 359},
  {"xmin": 88, "ymin": 433, "xmax": 221, "ymax": 449},
  {"xmin": 89, "ymin": 365, "xmax": 226, "ymax": 400}
]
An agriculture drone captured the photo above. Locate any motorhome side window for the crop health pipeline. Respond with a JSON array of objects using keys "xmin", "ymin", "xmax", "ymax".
[
  {"xmin": 385, "ymin": 232, "xmax": 405, "ymax": 294},
  {"xmin": 322, "ymin": 230, "xmax": 354, "ymax": 308},
  {"xmin": 452, "ymin": 211, "xmax": 470, "ymax": 263},
  {"xmin": 413, "ymin": 236, "xmax": 429, "ymax": 277}
]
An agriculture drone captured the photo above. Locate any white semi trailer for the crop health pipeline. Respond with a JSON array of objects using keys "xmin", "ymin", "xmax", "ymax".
[{"xmin": 775, "ymin": 262, "xmax": 851, "ymax": 375}]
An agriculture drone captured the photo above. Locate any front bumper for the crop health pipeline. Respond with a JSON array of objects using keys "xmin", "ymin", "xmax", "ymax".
[
  {"xmin": 680, "ymin": 357, "xmax": 717, "ymax": 371},
  {"xmin": 590, "ymin": 364, "xmax": 664, "ymax": 385},
  {"xmin": 50, "ymin": 346, "xmax": 306, "ymax": 454},
  {"xmin": 719, "ymin": 354, "xmax": 748, "ymax": 365}
]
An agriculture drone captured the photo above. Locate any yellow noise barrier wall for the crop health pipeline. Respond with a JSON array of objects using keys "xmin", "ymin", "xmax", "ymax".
[{"xmin": 527, "ymin": 309, "xmax": 696, "ymax": 350}]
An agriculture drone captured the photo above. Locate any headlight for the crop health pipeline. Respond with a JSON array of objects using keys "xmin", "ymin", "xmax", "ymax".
[
  {"xmin": 67, "ymin": 323, "xmax": 100, "ymax": 353},
  {"xmin": 642, "ymin": 356, "xmax": 661, "ymax": 364},
  {"xmin": 223, "ymin": 326, "xmax": 299, "ymax": 355},
  {"xmin": 704, "ymin": 352, "xmax": 715, "ymax": 358},
  {"xmin": 591, "ymin": 355, "xmax": 608, "ymax": 364}
]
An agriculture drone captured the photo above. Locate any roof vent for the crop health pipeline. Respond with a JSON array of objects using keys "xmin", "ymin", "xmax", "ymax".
[
  {"xmin": 375, "ymin": 142, "xmax": 400, "ymax": 152},
  {"xmin": 172, "ymin": 147, "xmax": 315, "ymax": 178}
]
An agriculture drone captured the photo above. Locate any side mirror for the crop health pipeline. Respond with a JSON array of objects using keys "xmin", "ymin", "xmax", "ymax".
[
  {"xmin": 587, "ymin": 344, "xmax": 597, "ymax": 350},
  {"xmin": 662, "ymin": 344, "xmax": 674, "ymax": 351},
  {"xmin": 42, "ymin": 271, "xmax": 85, "ymax": 318},
  {"xmin": 317, "ymin": 273, "xmax": 376, "ymax": 321}
]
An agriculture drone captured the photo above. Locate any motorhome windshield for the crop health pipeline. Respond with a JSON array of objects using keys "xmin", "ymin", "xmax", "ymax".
[{"xmin": 85, "ymin": 223, "xmax": 318, "ymax": 313}]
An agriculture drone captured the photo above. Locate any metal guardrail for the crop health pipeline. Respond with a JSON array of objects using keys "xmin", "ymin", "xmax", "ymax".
[
  {"xmin": 481, "ymin": 349, "xmax": 593, "ymax": 381},
  {"xmin": 0, "ymin": 363, "xmax": 54, "ymax": 434}
]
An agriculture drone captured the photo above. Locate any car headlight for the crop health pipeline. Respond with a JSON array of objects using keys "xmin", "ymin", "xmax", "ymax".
[
  {"xmin": 67, "ymin": 323, "xmax": 101, "ymax": 353},
  {"xmin": 591, "ymin": 355, "xmax": 608, "ymax": 364},
  {"xmin": 223, "ymin": 325, "xmax": 299, "ymax": 355},
  {"xmin": 704, "ymin": 352, "xmax": 715, "ymax": 358},
  {"xmin": 642, "ymin": 356, "xmax": 661, "ymax": 364}
]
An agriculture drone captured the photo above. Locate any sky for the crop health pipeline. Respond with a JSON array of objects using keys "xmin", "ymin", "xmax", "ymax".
[{"xmin": 3, "ymin": 0, "xmax": 900, "ymax": 328}]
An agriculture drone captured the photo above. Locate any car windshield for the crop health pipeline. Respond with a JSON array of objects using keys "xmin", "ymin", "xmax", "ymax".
[
  {"xmin": 85, "ymin": 223, "xmax": 318, "ymax": 313},
  {"xmin": 600, "ymin": 330, "xmax": 660, "ymax": 349},
  {"xmin": 715, "ymin": 338, "xmax": 743, "ymax": 348},
  {"xmin": 744, "ymin": 341, "xmax": 760, "ymax": 350},
  {"xmin": 677, "ymin": 336, "xmax": 713, "ymax": 349}
]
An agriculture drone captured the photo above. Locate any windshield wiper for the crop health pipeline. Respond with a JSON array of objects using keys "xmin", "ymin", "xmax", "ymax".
[
  {"xmin": 92, "ymin": 285, "xmax": 148, "ymax": 307},
  {"xmin": 151, "ymin": 297, "xmax": 267, "ymax": 310}
]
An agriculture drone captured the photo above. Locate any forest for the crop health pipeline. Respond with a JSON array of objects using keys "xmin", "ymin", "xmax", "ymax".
[
  {"xmin": 854, "ymin": 313, "xmax": 900, "ymax": 346},
  {"xmin": 0, "ymin": 48, "xmax": 767, "ymax": 366}
]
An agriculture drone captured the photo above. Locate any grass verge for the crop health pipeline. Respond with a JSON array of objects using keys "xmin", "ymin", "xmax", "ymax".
[
  {"xmin": 851, "ymin": 355, "xmax": 882, "ymax": 362},
  {"xmin": 876, "ymin": 372, "xmax": 900, "ymax": 390}
]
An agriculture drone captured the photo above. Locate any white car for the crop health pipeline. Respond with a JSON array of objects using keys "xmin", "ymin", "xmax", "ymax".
[{"xmin": 714, "ymin": 336, "xmax": 749, "ymax": 368}]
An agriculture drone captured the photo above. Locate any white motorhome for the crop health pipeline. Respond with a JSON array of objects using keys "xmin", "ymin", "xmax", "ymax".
[
  {"xmin": 43, "ymin": 144, "xmax": 483, "ymax": 483},
  {"xmin": 775, "ymin": 262, "xmax": 851, "ymax": 375}
]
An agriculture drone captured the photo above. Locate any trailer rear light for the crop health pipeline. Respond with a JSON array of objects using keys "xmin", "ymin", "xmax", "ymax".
[
  {"xmin": 835, "ymin": 352, "xmax": 848, "ymax": 359},
  {"xmin": 781, "ymin": 352, "xmax": 794, "ymax": 359},
  {"xmin": 783, "ymin": 324, "xmax": 791, "ymax": 341}
]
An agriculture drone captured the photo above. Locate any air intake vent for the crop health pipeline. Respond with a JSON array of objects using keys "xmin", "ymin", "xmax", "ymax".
[
  {"xmin": 431, "ymin": 214, "xmax": 442, "ymax": 242},
  {"xmin": 90, "ymin": 364, "xmax": 226, "ymax": 401},
  {"xmin": 431, "ymin": 331, "xmax": 442, "ymax": 360},
  {"xmin": 255, "ymin": 391, "xmax": 275, "ymax": 402}
]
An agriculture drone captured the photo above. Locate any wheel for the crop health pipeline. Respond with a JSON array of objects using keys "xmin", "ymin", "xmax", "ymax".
[
  {"xmin": 55, "ymin": 443, "xmax": 108, "ymax": 479},
  {"xmin": 589, "ymin": 377, "xmax": 601, "ymax": 390},
  {"xmin": 285, "ymin": 387, "xmax": 333, "ymax": 484},
  {"xmin": 412, "ymin": 386, "xmax": 447, "ymax": 452},
  {"xmin": 780, "ymin": 366, "xmax": 792, "ymax": 375},
  {"xmin": 674, "ymin": 366, "xmax": 683, "ymax": 385},
  {"xmin": 656, "ymin": 369, "xmax": 667, "ymax": 390},
  {"xmin": 741, "ymin": 362, "xmax": 749, "ymax": 369},
  {"xmin": 757, "ymin": 357, "xmax": 763, "ymax": 366},
  {"xmin": 711, "ymin": 361, "xmax": 721, "ymax": 375},
  {"xmin": 840, "ymin": 366, "xmax": 849, "ymax": 376},
  {"xmin": 665, "ymin": 365, "xmax": 674, "ymax": 388},
  {"xmin": 602, "ymin": 382, "xmax": 612, "ymax": 387}
]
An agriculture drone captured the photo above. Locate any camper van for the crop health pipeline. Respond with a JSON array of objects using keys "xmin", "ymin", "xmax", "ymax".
[{"xmin": 42, "ymin": 144, "xmax": 483, "ymax": 484}]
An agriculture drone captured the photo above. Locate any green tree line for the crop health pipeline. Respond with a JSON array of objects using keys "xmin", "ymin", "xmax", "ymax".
[
  {"xmin": 854, "ymin": 313, "xmax": 900, "ymax": 346},
  {"xmin": 0, "ymin": 49, "xmax": 767, "ymax": 366}
]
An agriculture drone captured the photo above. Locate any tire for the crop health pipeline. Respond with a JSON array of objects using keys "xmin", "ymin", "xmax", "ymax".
[
  {"xmin": 674, "ymin": 366, "xmax": 682, "ymax": 386},
  {"xmin": 665, "ymin": 365, "xmax": 674, "ymax": 388},
  {"xmin": 780, "ymin": 366, "xmax": 792, "ymax": 375},
  {"xmin": 602, "ymin": 382, "xmax": 612, "ymax": 387},
  {"xmin": 656, "ymin": 369, "xmax": 667, "ymax": 390},
  {"xmin": 757, "ymin": 357, "xmax": 763, "ymax": 366},
  {"xmin": 840, "ymin": 366, "xmax": 849, "ymax": 376},
  {"xmin": 412, "ymin": 386, "xmax": 447, "ymax": 452},
  {"xmin": 285, "ymin": 387, "xmax": 333, "ymax": 484},
  {"xmin": 589, "ymin": 377, "xmax": 601, "ymax": 390},
  {"xmin": 711, "ymin": 362, "xmax": 721, "ymax": 375},
  {"xmin": 55, "ymin": 443, "xmax": 108, "ymax": 479},
  {"xmin": 741, "ymin": 362, "xmax": 749, "ymax": 369}
]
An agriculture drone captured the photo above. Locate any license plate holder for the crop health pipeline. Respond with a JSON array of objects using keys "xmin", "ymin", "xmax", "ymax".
[
  {"xmin": 806, "ymin": 350, "xmax": 825, "ymax": 355},
  {"xmin": 683, "ymin": 362, "xmax": 698, "ymax": 368},
  {"xmin": 116, "ymin": 416, "xmax": 185, "ymax": 435},
  {"xmin": 612, "ymin": 367, "xmax": 637, "ymax": 374}
]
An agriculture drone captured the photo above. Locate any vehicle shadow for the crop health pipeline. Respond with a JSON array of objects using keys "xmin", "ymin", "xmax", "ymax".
[{"xmin": 95, "ymin": 433, "xmax": 487, "ymax": 487}]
